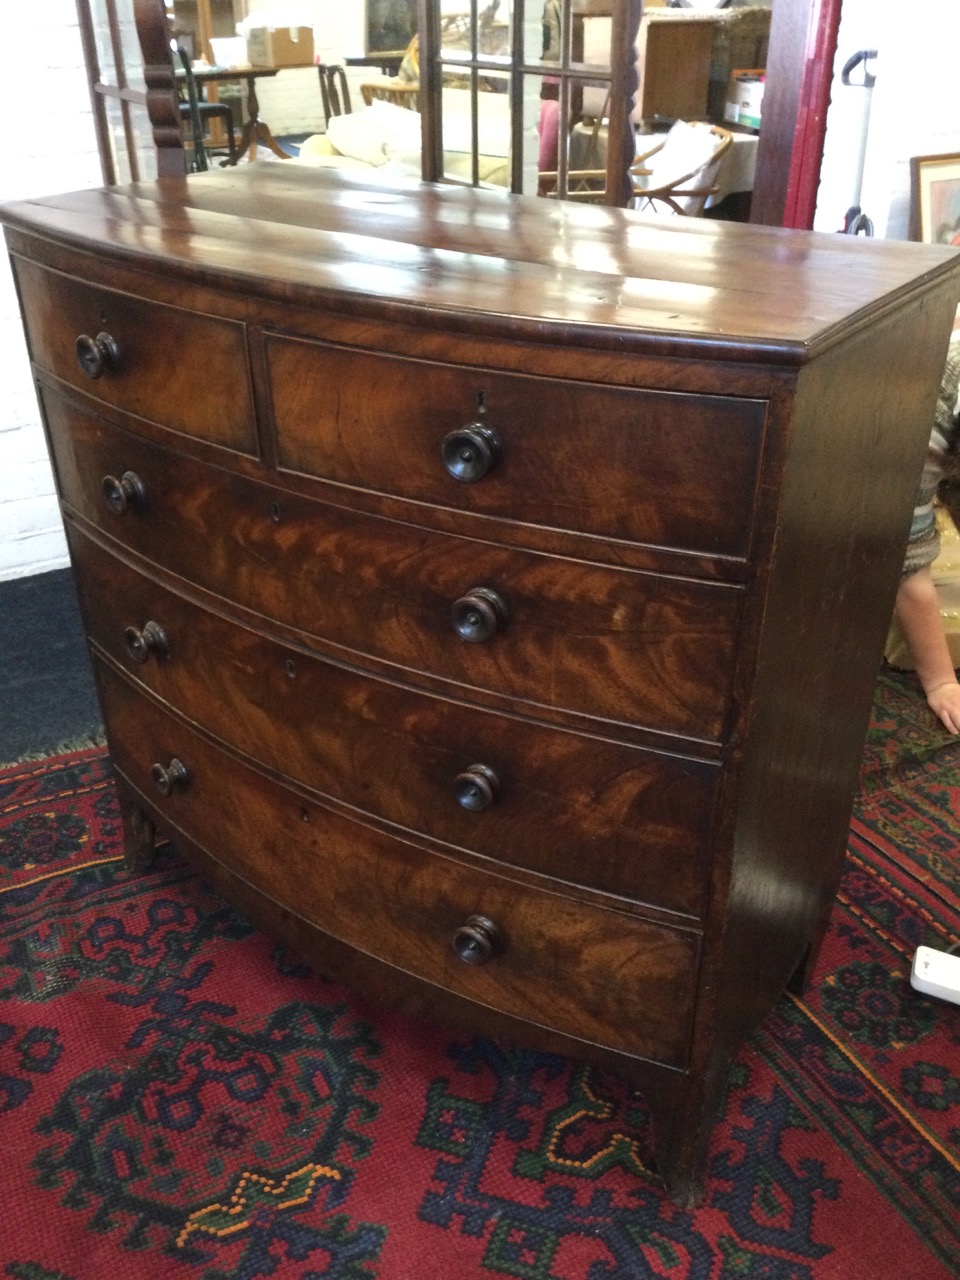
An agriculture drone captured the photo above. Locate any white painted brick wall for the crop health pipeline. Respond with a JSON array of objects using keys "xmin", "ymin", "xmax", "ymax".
[
  {"xmin": 239, "ymin": 3, "xmax": 364, "ymax": 140},
  {"xmin": 814, "ymin": 1, "xmax": 960, "ymax": 238},
  {"xmin": 254, "ymin": 66, "xmax": 328, "ymax": 138},
  {"xmin": 2, "ymin": 4, "xmax": 101, "ymax": 581}
]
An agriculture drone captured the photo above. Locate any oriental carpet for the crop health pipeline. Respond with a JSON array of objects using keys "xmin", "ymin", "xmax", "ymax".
[{"xmin": 0, "ymin": 669, "xmax": 958, "ymax": 1279}]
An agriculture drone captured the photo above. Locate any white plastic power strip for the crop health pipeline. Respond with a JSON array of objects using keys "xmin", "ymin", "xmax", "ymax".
[{"xmin": 910, "ymin": 946, "xmax": 960, "ymax": 1006}]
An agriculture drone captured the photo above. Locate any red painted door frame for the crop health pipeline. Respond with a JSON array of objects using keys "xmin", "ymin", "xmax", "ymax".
[{"xmin": 751, "ymin": 0, "xmax": 844, "ymax": 229}]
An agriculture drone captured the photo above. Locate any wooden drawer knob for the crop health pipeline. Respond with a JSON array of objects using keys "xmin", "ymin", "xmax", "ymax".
[
  {"xmin": 101, "ymin": 471, "xmax": 146, "ymax": 515},
  {"xmin": 75, "ymin": 331, "xmax": 120, "ymax": 380},
  {"xmin": 451, "ymin": 587, "xmax": 508, "ymax": 642},
  {"xmin": 452, "ymin": 914, "xmax": 502, "ymax": 966},
  {"xmin": 124, "ymin": 621, "xmax": 169, "ymax": 664},
  {"xmin": 453, "ymin": 763, "xmax": 499, "ymax": 812},
  {"xmin": 150, "ymin": 758, "xmax": 189, "ymax": 796},
  {"xmin": 441, "ymin": 423, "xmax": 501, "ymax": 482}
]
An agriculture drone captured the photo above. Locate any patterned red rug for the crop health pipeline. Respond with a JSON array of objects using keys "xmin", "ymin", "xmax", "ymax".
[{"xmin": 1, "ymin": 669, "xmax": 958, "ymax": 1280}]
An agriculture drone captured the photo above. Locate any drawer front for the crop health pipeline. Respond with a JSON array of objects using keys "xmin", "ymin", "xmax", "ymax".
[
  {"xmin": 97, "ymin": 659, "xmax": 700, "ymax": 1068},
  {"xmin": 14, "ymin": 257, "xmax": 256, "ymax": 453},
  {"xmin": 48, "ymin": 395, "xmax": 742, "ymax": 741},
  {"xmin": 267, "ymin": 334, "xmax": 767, "ymax": 560},
  {"xmin": 72, "ymin": 530, "xmax": 719, "ymax": 917}
]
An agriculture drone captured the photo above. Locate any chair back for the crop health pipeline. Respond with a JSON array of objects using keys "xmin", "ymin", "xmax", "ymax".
[
  {"xmin": 631, "ymin": 122, "xmax": 734, "ymax": 217},
  {"xmin": 175, "ymin": 44, "xmax": 210, "ymax": 171}
]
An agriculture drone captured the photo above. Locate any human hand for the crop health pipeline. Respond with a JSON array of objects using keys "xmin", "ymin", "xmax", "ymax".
[{"xmin": 926, "ymin": 679, "xmax": 960, "ymax": 734}]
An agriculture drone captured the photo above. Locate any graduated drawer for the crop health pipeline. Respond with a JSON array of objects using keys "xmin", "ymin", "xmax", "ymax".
[
  {"xmin": 97, "ymin": 659, "xmax": 700, "ymax": 1069},
  {"xmin": 72, "ymin": 529, "xmax": 719, "ymax": 917},
  {"xmin": 267, "ymin": 334, "xmax": 767, "ymax": 560},
  {"xmin": 48, "ymin": 395, "xmax": 743, "ymax": 742},
  {"xmin": 13, "ymin": 257, "xmax": 256, "ymax": 453}
]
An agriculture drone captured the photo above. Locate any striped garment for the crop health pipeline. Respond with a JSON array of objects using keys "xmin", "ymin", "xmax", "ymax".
[{"xmin": 902, "ymin": 331, "xmax": 960, "ymax": 578}]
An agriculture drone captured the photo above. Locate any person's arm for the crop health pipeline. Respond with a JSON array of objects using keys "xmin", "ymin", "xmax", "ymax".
[{"xmin": 894, "ymin": 566, "xmax": 960, "ymax": 732}]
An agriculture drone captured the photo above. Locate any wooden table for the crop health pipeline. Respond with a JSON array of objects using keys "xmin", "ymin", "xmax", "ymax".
[
  {"xmin": 344, "ymin": 51, "xmax": 405, "ymax": 76},
  {"xmin": 182, "ymin": 64, "xmax": 288, "ymax": 162}
]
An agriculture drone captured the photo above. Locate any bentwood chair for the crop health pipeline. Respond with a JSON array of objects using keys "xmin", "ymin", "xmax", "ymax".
[{"xmin": 630, "ymin": 121, "xmax": 734, "ymax": 217}]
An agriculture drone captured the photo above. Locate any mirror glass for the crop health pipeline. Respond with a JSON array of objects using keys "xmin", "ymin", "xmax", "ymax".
[{"xmin": 427, "ymin": 0, "xmax": 627, "ymax": 203}]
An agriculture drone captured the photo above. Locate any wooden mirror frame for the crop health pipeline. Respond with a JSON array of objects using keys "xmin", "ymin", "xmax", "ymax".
[
  {"xmin": 130, "ymin": 0, "xmax": 830, "ymax": 226},
  {"xmin": 131, "ymin": 0, "xmax": 643, "ymax": 198},
  {"xmin": 135, "ymin": 0, "xmax": 187, "ymax": 176}
]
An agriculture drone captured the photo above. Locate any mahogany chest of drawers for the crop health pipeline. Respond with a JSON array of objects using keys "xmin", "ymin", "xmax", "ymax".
[{"xmin": 4, "ymin": 166, "xmax": 959, "ymax": 1205}]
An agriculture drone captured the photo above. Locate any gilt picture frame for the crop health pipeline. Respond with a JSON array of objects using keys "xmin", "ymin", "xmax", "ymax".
[{"xmin": 909, "ymin": 152, "xmax": 960, "ymax": 245}]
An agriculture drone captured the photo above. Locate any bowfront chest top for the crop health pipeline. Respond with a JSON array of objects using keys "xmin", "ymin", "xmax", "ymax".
[{"xmin": 4, "ymin": 165, "xmax": 959, "ymax": 1205}]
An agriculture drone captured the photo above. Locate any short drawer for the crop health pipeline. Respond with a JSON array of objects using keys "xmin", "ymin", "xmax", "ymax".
[
  {"xmin": 72, "ymin": 529, "xmax": 720, "ymax": 917},
  {"xmin": 98, "ymin": 659, "xmax": 700, "ymax": 1069},
  {"xmin": 267, "ymin": 334, "xmax": 767, "ymax": 560},
  {"xmin": 48, "ymin": 395, "xmax": 743, "ymax": 742},
  {"xmin": 14, "ymin": 256, "xmax": 256, "ymax": 453}
]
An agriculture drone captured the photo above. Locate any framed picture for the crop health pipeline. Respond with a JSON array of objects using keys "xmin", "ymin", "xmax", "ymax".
[
  {"xmin": 366, "ymin": 0, "xmax": 417, "ymax": 54},
  {"xmin": 909, "ymin": 153, "xmax": 960, "ymax": 244}
]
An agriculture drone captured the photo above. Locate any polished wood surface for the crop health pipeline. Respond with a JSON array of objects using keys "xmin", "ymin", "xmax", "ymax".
[
  {"xmin": 4, "ymin": 166, "xmax": 960, "ymax": 1206},
  {"xmin": 40, "ymin": 393, "xmax": 742, "ymax": 740},
  {"xmin": 96, "ymin": 658, "xmax": 701, "ymax": 1068},
  {"xmin": 69, "ymin": 526, "xmax": 720, "ymax": 917},
  {"xmin": 14, "ymin": 256, "xmax": 254, "ymax": 449},
  {"xmin": 4, "ymin": 165, "xmax": 956, "ymax": 356},
  {"xmin": 266, "ymin": 333, "xmax": 766, "ymax": 557}
]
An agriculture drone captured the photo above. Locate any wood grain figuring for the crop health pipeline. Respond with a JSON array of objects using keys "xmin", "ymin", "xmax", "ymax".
[
  {"xmin": 70, "ymin": 526, "xmax": 719, "ymax": 918},
  {"xmin": 96, "ymin": 658, "xmax": 701, "ymax": 1068},
  {"xmin": 13, "ymin": 256, "xmax": 256, "ymax": 453},
  {"xmin": 267, "ymin": 334, "xmax": 766, "ymax": 559},
  {"xmin": 5, "ymin": 164, "xmax": 960, "ymax": 1206},
  {"xmin": 44, "ymin": 394, "xmax": 743, "ymax": 741}
]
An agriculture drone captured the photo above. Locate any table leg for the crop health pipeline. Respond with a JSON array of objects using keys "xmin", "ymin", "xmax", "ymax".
[{"xmin": 235, "ymin": 74, "xmax": 291, "ymax": 162}]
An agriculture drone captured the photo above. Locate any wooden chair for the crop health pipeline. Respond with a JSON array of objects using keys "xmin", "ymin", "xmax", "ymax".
[
  {"xmin": 317, "ymin": 64, "xmax": 352, "ymax": 119},
  {"xmin": 176, "ymin": 46, "xmax": 236, "ymax": 170},
  {"xmin": 630, "ymin": 122, "xmax": 733, "ymax": 216}
]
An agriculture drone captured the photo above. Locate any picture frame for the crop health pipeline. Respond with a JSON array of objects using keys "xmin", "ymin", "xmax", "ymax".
[
  {"xmin": 909, "ymin": 152, "xmax": 960, "ymax": 244},
  {"xmin": 366, "ymin": 0, "xmax": 417, "ymax": 54}
]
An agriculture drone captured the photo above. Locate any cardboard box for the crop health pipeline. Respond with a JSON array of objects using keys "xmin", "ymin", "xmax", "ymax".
[
  {"xmin": 723, "ymin": 69, "xmax": 765, "ymax": 130},
  {"xmin": 246, "ymin": 26, "xmax": 315, "ymax": 68}
]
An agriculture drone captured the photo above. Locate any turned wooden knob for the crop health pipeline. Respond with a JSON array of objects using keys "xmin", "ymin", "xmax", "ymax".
[
  {"xmin": 124, "ymin": 621, "xmax": 168, "ymax": 664},
  {"xmin": 101, "ymin": 470, "xmax": 146, "ymax": 515},
  {"xmin": 451, "ymin": 587, "xmax": 508, "ymax": 642},
  {"xmin": 150, "ymin": 758, "xmax": 189, "ymax": 796},
  {"xmin": 75, "ymin": 331, "xmax": 120, "ymax": 379},
  {"xmin": 452, "ymin": 914, "xmax": 502, "ymax": 966},
  {"xmin": 441, "ymin": 422, "xmax": 501, "ymax": 482},
  {"xmin": 453, "ymin": 764, "xmax": 499, "ymax": 812}
]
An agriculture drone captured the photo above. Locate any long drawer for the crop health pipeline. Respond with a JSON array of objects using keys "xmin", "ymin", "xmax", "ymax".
[
  {"xmin": 14, "ymin": 257, "xmax": 257, "ymax": 454},
  {"xmin": 72, "ymin": 527, "xmax": 719, "ymax": 917},
  {"xmin": 46, "ymin": 393, "xmax": 743, "ymax": 742},
  {"xmin": 96, "ymin": 658, "xmax": 700, "ymax": 1068},
  {"xmin": 267, "ymin": 333, "xmax": 767, "ymax": 560}
]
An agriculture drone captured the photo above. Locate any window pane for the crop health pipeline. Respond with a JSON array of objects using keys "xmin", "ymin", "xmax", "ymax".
[
  {"xmin": 439, "ymin": 68, "xmax": 508, "ymax": 185},
  {"xmin": 90, "ymin": 0, "xmax": 118, "ymax": 83},
  {"xmin": 120, "ymin": 10, "xmax": 147, "ymax": 92},
  {"xmin": 533, "ymin": 0, "xmax": 565, "ymax": 70},
  {"xmin": 129, "ymin": 103, "xmax": 159, "ymax": 181}
]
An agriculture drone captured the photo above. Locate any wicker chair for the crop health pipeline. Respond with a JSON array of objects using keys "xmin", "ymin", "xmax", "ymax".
[
  {"xmin": 630, "ymin": 122, "xmax": 733, "ymax": 216},
  {"xmin": 360, "ymin": 36, "xmax": 420, "ymax": 111}
]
